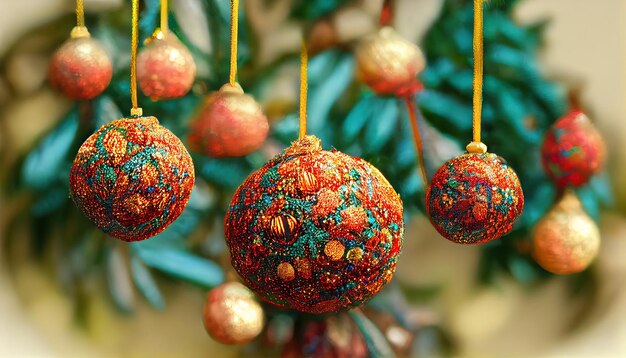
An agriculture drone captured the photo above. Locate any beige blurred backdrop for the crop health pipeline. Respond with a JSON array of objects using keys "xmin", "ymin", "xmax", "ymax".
[{"xmin": 1, "ymin": 0, "xmax": 625, "ymax": 357}]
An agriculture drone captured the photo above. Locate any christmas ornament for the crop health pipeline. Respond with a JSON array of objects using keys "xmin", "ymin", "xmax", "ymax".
[
  {"xmin": 69, "ymin": 0, "xmax": 194, "ymax": 242},
  {"xmin": 425, "ymin": 0, "xmax": 524, "ymax": 244},
  {"xmin": 426, "ymin": 153, "xmax": 524, "ymax": 244},
  {"xmin": 281, "ymin": 315, "xmax": 368, "ymax": 358},
  {"xmin": 203, "ymin": 281, "xmax": 264, "ymax": 345},
  {"xmin": 137, "ymin": 34, "xmax": 196, "ymax": 100},
  {"xmin": 70, "ymin": 116, "xmax": 194, "ymax": 241},
  {"xmin": 187, "ymin": 0, "xmax": 269, "ymax": 157},
  {"xmin": 541, "ymin": 110, "xmax": 606, "ymax": 188},
  {"xmin": 224, "ymin": 135, "xmax": 404, "ymax": 314},
  {"xmin": 355, "ymin": 26, "xmax": 425, "ymax": 97},
  {"xmin": 532, "ymin": 191, "xmax": 600, "ymax": 275},
  {"xmin": 49, "ymin": 26, "xmax": 112, "ymax": 100},
  {"xmin": 187, "ymin": 82, "xmax": 269, "ymax": 157},
  {"xmin": 137, "ymin": 0, "xmax": 196, "ymax": 100}
]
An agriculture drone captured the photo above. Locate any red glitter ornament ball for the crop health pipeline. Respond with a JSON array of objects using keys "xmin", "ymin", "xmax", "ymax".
[
  {"xmin": 355, "ymin": 27, "xmax": 425, "ymax": 97},
  {"xmin": 541, "ymin": 111, "xmax": 606, "ymax": 188},
  {"xmin": 137, "ymin": 34, "xmax": 196, "ymax": 100},
  {"xmin": 188, "ymin": 83, "xmax": 269, "ymax": 157},
  {"xmin": 48, "ymin": 28, "xmax": 112, "ymax": 100},
  {"xmin": 224, "ymin": 135, "xmax": 404, "ymax": 314},
  {"xmin": 426, "ymin": 153, "xmax": 524, "ymax": 244},
  {"xmin": 69, "ymin": 116, "xmax": 195, "ymax": 241}
]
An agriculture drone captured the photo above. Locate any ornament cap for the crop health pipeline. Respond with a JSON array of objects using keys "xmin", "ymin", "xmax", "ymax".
[
  {"xmin": 144, "ymin": 28, "xmax": 166, "ymax": 45},
  {"xmin": 70, "ymin": 26, "xmax": 91, "ymax": 39},
  {"xmin": 284, "ymin": 135, "xmax": 322, "ymax": 156},
  {"xmin": 130, "ymin": 107, "xmax": 143, "ymax": 117},
  {"xmin": 558, "ymin": 190, "xmax": 583, "ymax": 211},
  {"xmin": 466, "ymin": 141, "xmax": 487, "ymax": 154},
  {"xmin": 220, "ymin": 82, "xmax": 244, "ymax": 94}
]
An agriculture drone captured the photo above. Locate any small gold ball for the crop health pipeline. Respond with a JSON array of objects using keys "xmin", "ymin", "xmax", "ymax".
[
  {"xmin": 346, "ymin": 247, "xmax": 364, "ymax": 263},
  {"xmin": 277, "ymin": 262, "xmax": 295, "ymax": 281},
  {"xmin": 202, "ymin": 282, "xmax": 264, "ymax": 345},
  {"xmin": 324, "ymin": 240, "xmax": 345, "ymax": 261},
  {"xmin": 355, "ymin": 27, "xmax": 425, "ymax": 95},
  {"xmin": 532, "ymin": 192, "xmax": 600, "ymax": 274}
]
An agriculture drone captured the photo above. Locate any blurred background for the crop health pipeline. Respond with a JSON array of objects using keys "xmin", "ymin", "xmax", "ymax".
[{"xmin": 1, "ymin": 0, "xmax": 625, "ymax": 357}]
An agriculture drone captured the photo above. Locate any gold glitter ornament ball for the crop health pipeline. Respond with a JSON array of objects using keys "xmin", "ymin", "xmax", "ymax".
[
  {"xmin": 137, "ymin": 34, "xmax": 196, "ymax": 100},
  {"xmin": 533, "ymin": 191, "xmax": 600, "ymax": 275},
  {"xmin": 48, "ymin": 28, "xmax": 112, "ymax": 100},
  {"xmin": 203, "ymin": 281, "xmax": 265, "ymax": 345},
  {"xmin": 355, "ymin": 26, "xmax": 425, "ymax": 96},
  {"xmin": 188, "ymin": 83, "xmax": 270, "ymax": 158},
  {"xmin": 69, "ymin": 116, "xmax": 195, "ymax": 241}
]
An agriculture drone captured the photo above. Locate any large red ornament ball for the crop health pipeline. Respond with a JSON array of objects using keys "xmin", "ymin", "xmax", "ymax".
[
  {"xmin": 426, "ymin": 153, "xmax": 524, "ymax": 244},
  {"xmin": 541, "ymin": 111, "xmax": 606, "ymax": 188},
  {"xmin": 69, "ymin": 116, "xmax": 195, "ymax": 241},
  {"xmin": 137, "ymin": 34, "xmax": 196, "ymax": 100},
  {"xmin": 188, "ymin": 83, "xmax": 269, "ymax": 158},
  {"xmin": 224, "ymin": 135, "xmax": 404, "ymax": 314},
  {"xmin": 48, "ymin": 28, "xmax": 112, "ymax": 100},
  {"xmin": 355, "ymin": 27, "xmax": 425, "ymax": 97}
]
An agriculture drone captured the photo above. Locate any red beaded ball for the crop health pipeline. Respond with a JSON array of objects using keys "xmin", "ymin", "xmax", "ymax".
[
  {"xmin": 224, "ymin": 135, "xmax": 404, "ymax": 314},
  {"xmin": 188, "ymin": 83, "xmax": 269, "ymax": 157},
  {"xmin": 137, "ymin": 34, "xmax": 196, "ymax": 100},
  {"xmin": 426, "ymin": 153, "xmax": 524, "ymax": 244},
  {"xmin": 48, "ymin": 28, "xmax": 112, "ymax": 100},
  {"xmin": 541, "ymin": 111, "xmax": 606, "ymax": 188},
  {"xmin": 69, "ymin": 116, "xmax": 195, "ymax": 241}
]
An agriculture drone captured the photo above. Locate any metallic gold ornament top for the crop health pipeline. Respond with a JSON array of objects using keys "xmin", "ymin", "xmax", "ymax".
[
  {"xmin": 532, "ymin": 192, "xmax": 600, "ymax": 275},
  {"xmin": 355, "ymin": 27, "xmax": 425, "ymax": 96},
  {"xmin": 137, "ymin": 34, "xmax": 196, "ymax": 100},
  {"xmin": 69, "ymin": 116, "xmax": 195, "ymax": 241},
  {"xmin": 224, "ymin": 135, "xmax": 404, "ymax": 314},
  {"xmin": 202, "ymin": 281, "xmax": 264, "ymax": 345},
  {"xmin": 48, "ymin": 31, "xmax": 112, "ymax": 100}
]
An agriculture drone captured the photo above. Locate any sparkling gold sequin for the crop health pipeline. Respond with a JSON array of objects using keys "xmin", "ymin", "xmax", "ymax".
[
  {"xmin": 346, "ymin": 247, "xmax": 364, "ymax": 263},
  {"xmin": 324, "ymin": 240, "xmax": 345, "ymax": 261},
  {"xmin": 277, "ymin": 262, "xmax": 295, "ymax": 281}
]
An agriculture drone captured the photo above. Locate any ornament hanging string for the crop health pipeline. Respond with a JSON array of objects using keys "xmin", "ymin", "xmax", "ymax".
[
  {"xmin": 467, "ymin": 0, "xmax": 486, "ymax": 153},
  {"xmin": 160, "ymin": 0, "xmax": 169, "ymax": 37},
  {"xmin": 404, "ymin": 96, "xmax": 429, "ymax": 185},
  {"xmin": 379, "ymin": 0, "xmax": 394, "ymax": 27},
  {"xmin": 229, "ymin": 0, "xmax": 239, "ymax": 86},
  {"xmin": 130, "ymin": 0, "xmax": 142, "ymax": 116},
  {"xmin": 299, "ymin": 39, "xmax": 308, "ymax": 139},
  {"xmin": 76, "ymin": 0, "xmax": 85, "ymax": 27}
]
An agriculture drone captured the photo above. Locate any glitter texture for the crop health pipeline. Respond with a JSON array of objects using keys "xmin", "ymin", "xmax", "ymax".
[
  {"xmin": 532, "ymin": 192, "xmax": 600, "ymax": 275},
  {"xmin": 48, "ymin": 36, "xmax": 112, "ymax": 100},
  {"xmin": 355, "ymin": 27, "xmax": 425, "ymax": 97},
  {"xmin": 426, "ymin": 152, "xmax": 524, "ymax": 244},
  {"xmin": 541, "ymin": 111, "xmax": 606, "ymax": 188},
  {"xmin": 69, "ymin": 116, "xmax": 195, "ymax": 241},
  {"xmin": 137, "ymin": 35, "xmax": 196, "ymax": 100},
  {"xmin": 203, "ymin": 281, "xmax": 264, "ymax": 345},
  {"xmin": 188, "ymin": 83, "xmax": 269, "ymax": 158},
  {"xmin": 224, "ymin": 135, "xmax": 404, "ymax": 314}
]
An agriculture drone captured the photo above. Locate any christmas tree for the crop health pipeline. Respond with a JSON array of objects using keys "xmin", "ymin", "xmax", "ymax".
[{"xmin": 2, "ymin": 0, "xmax": 610, "ymax": 356}]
